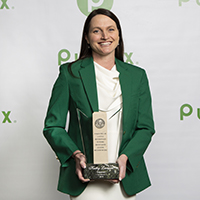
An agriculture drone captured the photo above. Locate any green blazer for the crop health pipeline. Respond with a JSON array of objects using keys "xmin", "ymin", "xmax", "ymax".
[{"xmin": 43, "ymin": 57, "xmax": 155, "ymax": 196}]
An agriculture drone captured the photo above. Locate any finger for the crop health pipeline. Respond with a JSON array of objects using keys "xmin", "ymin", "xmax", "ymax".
[
  {"xmin": 80, "ymin": 160, "xmax": 86, "ymax": 169},
  {"xmin": 76, "ymin": 167, "xmax": 90, "ymax": 182},
  {"xmin": 119, "ymin": 165, "xmax": 126, "ymax": 181},
  {"xmin": 112, "ymin": 179, "xmax": 119, "ymax": 183},
  {"xmin": 104, "ymin": 179, "xmax": 119, "ymax": 184}
]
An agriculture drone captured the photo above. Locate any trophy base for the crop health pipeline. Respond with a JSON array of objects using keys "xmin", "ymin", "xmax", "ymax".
[{"xmin": 83, "ymin": 163, "xmax": 119, "ymax": 180}]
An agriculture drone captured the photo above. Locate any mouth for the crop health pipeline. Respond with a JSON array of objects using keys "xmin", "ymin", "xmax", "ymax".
[{"xmin": 99, "ymin": 42, "xmax": 112, "ymax": 47}]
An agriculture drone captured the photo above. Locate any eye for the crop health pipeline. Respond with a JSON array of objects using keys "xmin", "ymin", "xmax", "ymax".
[
  {"xmin": 109, "ymin": 29, "xmax": 114, "ymax": 31},
  {"xmin": 109, "ymin": 28, "xmax": 115, "ymax": 32},
  {"xmin": 93, "ymin": 29, "xmax": 99, "ymax": 33}
]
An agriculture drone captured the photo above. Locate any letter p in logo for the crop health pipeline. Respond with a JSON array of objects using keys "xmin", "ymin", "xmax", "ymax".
[
  {"xmin": 179, "ymin": 0, "xmax": 190, "ymax": 6},
  {"xmin": 88, "ymin": 0, "xmax": 104, "ymax": 12},
  {"xmin": 77, "ymin": 0, "xmax": 113, "ymax": 16},
  {"xmin": 180, "ymin": 104, "xmax": 193, "ymax": 120}
]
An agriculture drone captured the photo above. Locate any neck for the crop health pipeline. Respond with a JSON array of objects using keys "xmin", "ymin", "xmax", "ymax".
[{"xmin": 92, "ymin": 53, "xmax": 115, "ymax": 70}]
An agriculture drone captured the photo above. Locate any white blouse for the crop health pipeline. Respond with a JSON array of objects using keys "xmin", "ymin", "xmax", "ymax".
[{"xmin": 94, "ymin": 61, "xmax": 123, "ymax": 163}]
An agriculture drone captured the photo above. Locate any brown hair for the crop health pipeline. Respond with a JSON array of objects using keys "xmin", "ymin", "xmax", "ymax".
[{"xmin": 68, "ymin": 8, "xmax": 124, "ymax": 75}]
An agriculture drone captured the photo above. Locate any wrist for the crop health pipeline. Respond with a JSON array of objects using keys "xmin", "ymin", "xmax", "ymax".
[{"xmin": 72, "ymin": 150, "xmax": 82, "ymax": 158}]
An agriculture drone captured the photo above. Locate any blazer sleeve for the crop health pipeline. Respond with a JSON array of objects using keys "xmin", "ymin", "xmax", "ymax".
[
  {"xmin": 43, "ymin": 65, "xmax": 79, "ymax": 167},
  {"xmin": 121, "ymin": 70, "xmax": 155, "ymax": 172}
]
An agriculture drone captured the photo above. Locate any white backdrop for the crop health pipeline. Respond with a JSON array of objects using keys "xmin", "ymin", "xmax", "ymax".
[{"xmin": 0, "ymin": 0, "xmax": 200, "ymax": 200}]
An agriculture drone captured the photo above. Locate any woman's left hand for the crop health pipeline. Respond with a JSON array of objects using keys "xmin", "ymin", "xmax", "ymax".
[
  {"xmin": 105, "ymin": 154, "xmax": 128, "ymax": 184},
  {"xmin": 117, "ymin": 154, "xmax": 128, "ymax": 181}
]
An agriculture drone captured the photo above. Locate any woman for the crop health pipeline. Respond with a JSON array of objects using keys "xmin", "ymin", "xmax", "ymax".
[{"xmin": 43, "ymin": 8, "xmax": 155, "ymax": 200}]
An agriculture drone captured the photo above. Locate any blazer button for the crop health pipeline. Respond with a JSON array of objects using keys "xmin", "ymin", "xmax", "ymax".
[{"xmin": 123, "ymin": 131, "xmax": 126, "ymax": 135}]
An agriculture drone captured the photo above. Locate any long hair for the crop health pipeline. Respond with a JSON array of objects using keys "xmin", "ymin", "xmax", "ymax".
[{"xmin": 68, "ymin": 8, "xmax": 124, "ymax": 75}]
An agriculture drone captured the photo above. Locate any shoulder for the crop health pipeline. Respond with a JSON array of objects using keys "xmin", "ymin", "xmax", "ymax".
[
  {"xmin": 59, "ymin": 58, "xmax": 86, "ymax": 78},
  {"xmin": 116, "ymin": 59, "xmax": 146, "ymax": 75},
  {"xmin": 60, "ymin": 59, "xmax": 83, "ymax": 71},
  {"xmin": 60, "ymin": 57, "xmax": 93, "ymax": 75}
]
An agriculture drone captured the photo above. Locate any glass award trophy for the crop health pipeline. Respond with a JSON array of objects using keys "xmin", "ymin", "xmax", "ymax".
[{"xmin": 77, "ymin": 109, "xmax": 119, "ymax": 180}]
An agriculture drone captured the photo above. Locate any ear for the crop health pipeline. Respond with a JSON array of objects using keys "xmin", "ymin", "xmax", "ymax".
[{"xmin": 85, "ymin": 34, "xmax": 89, "ymax": 44}]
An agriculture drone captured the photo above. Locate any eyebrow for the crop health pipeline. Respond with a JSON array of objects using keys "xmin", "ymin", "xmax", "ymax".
[{"xmin": 91, "ymin": 25, "xmax": 116, "ymax": 30}]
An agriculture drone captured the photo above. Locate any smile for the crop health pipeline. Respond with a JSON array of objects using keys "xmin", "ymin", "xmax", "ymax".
[{"xmin": 99, "ymin": 42, "xmax": 112, "ymax": 47}]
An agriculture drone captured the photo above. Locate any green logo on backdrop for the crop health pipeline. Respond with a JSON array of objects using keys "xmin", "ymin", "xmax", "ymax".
[
  {"xmin": 0, "ymin": 0, "xmax": 9, "ymax": 9},
  {"xmin": 179, "ymin": 0, "xmax": 200, "ymax": 6},
  {"xmin": 179, "ymin": 0, "xmax": 189, "ymax": 6},
  {"xmin": 58, "ymin": 49, "xmax": 135, "ymax": 66},
  {"xmin": 180, "ymin": 104, "xmax": 200, "ymax": 120},
  {"xmin": 2, "ymin": 111, "xmax": 12, "ymax": 123},
  {"xmin": 77, "ymin": 0, "xmax": 114, "ymax": 16},
  {"xmin": 1, "ymin": 111, "xmax": 17, "ymax": 123}
]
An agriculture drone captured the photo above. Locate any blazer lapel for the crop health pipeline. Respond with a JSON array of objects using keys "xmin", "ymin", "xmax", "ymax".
[
  {"xmin": 115, "ymin": 59, "xmax": 132, "ymax": 127},
  {"xmin": 79, "ymin": 57, "xmax": 99, "ymax": 113},
  {"xmin": 78, "ymin": 57, "xmax": 132, "ymax": 122}
]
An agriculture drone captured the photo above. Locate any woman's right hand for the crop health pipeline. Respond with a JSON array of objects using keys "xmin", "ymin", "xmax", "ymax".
[{"xmin": 73, "ymin": 150, "xmax": 90, "ymax": 183}]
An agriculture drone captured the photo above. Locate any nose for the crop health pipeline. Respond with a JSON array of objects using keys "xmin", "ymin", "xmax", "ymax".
[{"xmin": 101, "ymin": 31, "xmax": 109, "ymax": 40}]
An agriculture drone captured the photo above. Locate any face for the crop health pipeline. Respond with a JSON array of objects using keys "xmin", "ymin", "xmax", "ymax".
[{"xmin": 85, "ymin": 14, "xmax": 119, "ymax": 59}]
